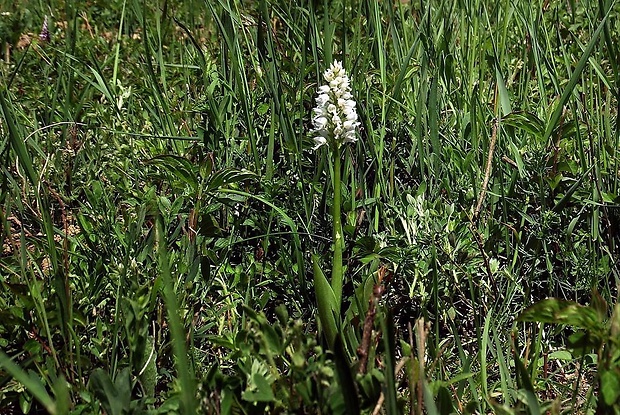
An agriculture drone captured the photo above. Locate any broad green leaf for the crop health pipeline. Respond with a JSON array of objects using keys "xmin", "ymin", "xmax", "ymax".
[
  {"xmin": 495, "ymin": 67, "xmax": 512, "ymax": 116},
  {"xmin": 567, "ymin": 331, "xmax": 604, "ymax": 351},
  {"xmin": 600, "ymin": 369, "xmax": 620, "ymax": 405},
  {"xmin": 146, "ymin": 155, "xmax": 198, "ymax": 191},
  {"xmin": 437, "ymin": 385, "xmax": 455, "ymax": 415},
  {"xmin": 52, "ymin": 376, "xmax": 70, "ymax": 415},
  {"xmin": 522, "ymin": 390, "xmax": 542, "ymax": 415},
  {"xmin": 0, "ymin": 352, "xmax": 56, "ymax": 414},
  {"xmin": 601, "ymin": 192, "xmax": 619, "ymax": 203},
  {"xmin": 207, "ymin": 168, "xmax": 257, "ymax": 192},
  {"xmin": 590, "ymin": 290, "xmax": 608, "ymax": 323},
  {"xmin": 502, "ymin": 112, "xmax": 544, "ymax": 137},
  {"xmin": 89, "ymin": 368, "xmax": 128, "ymax": 415},
  {"xmin": 243, "ymin": 305, "xmax": 282, "ymax": 354},
  {"xmin": 312, "ymin": 255, "xmax": 338, "ymax": 348},
  {"xmin": 241, "ymin": 373, "xmax": 275, "ymax": 402},
  {"xmin": 517, "ymin": 298, "xmax": 603, "ymax": 332},
  {"xmin": 548, "ymin": 350, "xmax": 573, "ymax": 361},
  {"xmin": 518, "ymin": 298, "xmax": 576, "ymax": 324}
]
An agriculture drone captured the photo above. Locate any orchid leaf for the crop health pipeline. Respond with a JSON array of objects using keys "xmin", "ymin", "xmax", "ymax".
[{"xmin": 313, "ymin": 255, "xmax": 338, "ymax": 348}]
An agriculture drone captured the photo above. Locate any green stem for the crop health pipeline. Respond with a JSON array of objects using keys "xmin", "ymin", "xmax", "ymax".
[{"xmin": 331, "ymin": 144, "xmax": 344, "ymax": 312}]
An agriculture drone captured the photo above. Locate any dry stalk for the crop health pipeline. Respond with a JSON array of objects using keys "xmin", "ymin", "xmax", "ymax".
[
  {"xmin": 474, "ymin": 117, "xmax": 499, "ymax": 220},
  {"xmin": 357, "ymin": 284, "xmax": 384, "ymax": 375},
  {"xmin": 358, "ymin": 265, "xmax": 389, "ymax": 373},
  {"xmin": 372, "ymin": 357, "xmax": 409, "ymax": 415}
]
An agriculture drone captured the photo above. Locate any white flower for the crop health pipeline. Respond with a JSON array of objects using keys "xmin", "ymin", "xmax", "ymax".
[
  {"xmin": 311, "ymin": 61, "xmax": 360, "ymax": 150},
  {"xmin": 313, "ymin": 133, "xmax": 328, "ymax": 150},
  {"xmin": 314, "ymin": 116, "xmax": 328, "ymax": 129},
  {"xmin": 316, "ymin": 94, "xmax": 330, "ymax": 107}
]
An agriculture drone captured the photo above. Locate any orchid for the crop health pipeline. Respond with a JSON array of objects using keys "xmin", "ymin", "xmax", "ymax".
[
  {"xmin": 311, "ymin": 60, "xmax": 360, "ymax": 349},
  {"xmin": 311, "ymin": 61, "xmax": 359, "ymax": 150}
]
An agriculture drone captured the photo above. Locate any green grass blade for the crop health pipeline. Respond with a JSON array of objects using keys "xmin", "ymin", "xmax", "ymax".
[
  {"xmin": 381, "ymin": 309, "xmax": 399, "ymax": 415},
  {"xmin": 0, "ymin": 352, "xmax": 57, "ymax": 414},
  {"xmin": 156, "ymin": 217, "xmax": 196, "ymax": 413},
  {"xmin": 0, "ymin": 90, "xmax": 37, "ymax": 186},
  {"xmin": 542, "ymin": 10, "xmax": 609, "ymax": 145},
  {"xmin": 480, "ymin": 311, "xmax": 491, "ymax": 399}
]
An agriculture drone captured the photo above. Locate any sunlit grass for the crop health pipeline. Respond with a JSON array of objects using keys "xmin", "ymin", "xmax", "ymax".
[{"xmin": 0, "ymin": 0, "xmax": 619, "ymax": 413}]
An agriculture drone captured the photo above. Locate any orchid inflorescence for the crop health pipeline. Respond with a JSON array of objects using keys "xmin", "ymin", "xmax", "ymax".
[
  {"xmin": 311, "ymin": 61, "xmax": 360, "ymax": 150},
  {"xmin": 310, "ymin": 60, "xmax": 359, "ymax": 350}
]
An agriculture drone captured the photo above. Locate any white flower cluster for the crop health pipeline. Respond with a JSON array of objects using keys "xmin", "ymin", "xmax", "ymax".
[{"xmin": 311, "ymin": 61, "xmax": 359, "ymax": 150}]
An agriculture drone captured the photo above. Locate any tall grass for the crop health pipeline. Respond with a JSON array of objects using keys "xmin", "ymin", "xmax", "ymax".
[{"xmin": 0, "ymin": 0, "xmax": 619, "ymax": 413}]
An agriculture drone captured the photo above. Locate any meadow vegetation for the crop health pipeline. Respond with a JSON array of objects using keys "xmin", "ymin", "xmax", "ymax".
[{"xmin": 0, "ymin": 0, "xmax": 619, "ymax": 413}]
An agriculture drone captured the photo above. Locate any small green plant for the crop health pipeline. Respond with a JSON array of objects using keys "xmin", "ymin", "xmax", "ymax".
[
  {"xmin": 198, "ymin": 305, "xmax": 341, "ymax": 413},
  {"xmin": 518, "ymin": 292, "xmax": 620, "ymax": 413}
]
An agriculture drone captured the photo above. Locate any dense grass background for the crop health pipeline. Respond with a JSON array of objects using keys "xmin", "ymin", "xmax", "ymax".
[{"xmin": 1, "ymin": 0, "xmax": 619, "ymax": 413}]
